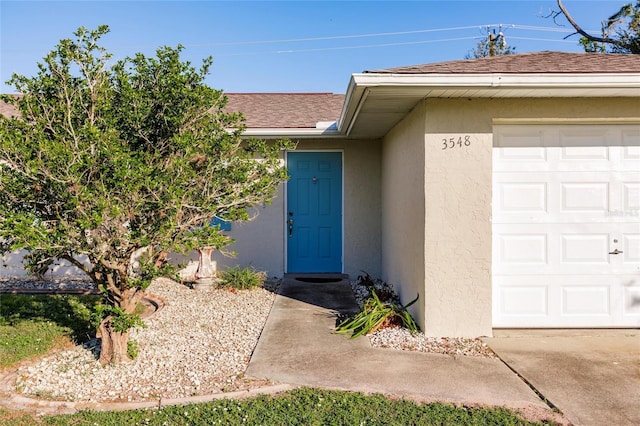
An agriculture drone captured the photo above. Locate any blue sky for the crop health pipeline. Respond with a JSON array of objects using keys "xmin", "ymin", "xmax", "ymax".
[{"xmin": 0, "ymin": 1, "xmax": 631, "ymax": 94}]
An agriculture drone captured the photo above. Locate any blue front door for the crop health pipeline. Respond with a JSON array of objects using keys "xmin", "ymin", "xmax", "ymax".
[{"xmin": 287, "ymin": 152, "xmax": 342, "ymax": 273}]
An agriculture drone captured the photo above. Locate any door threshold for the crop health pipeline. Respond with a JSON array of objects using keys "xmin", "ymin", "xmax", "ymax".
[{"xmin": 284, "ymin": 272, "xmax": 349, "ymax": 283}]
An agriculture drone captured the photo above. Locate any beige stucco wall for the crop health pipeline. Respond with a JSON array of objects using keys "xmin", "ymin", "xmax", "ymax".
[
  {"xmin": 421, "ymin": 99, "xmax": 493, "ymax": 337},
  {"xmin": 381, "ymin": 103, "xmax": 427, "ymax": 328},
  {"xmin": 382, "ymin": 97, "xmax": 640, "ymax": 337}
]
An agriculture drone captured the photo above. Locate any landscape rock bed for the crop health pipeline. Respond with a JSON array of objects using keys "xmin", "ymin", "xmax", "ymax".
[
  {"xmin": 349, "ymin": 280, "xmax": 498, "ymax": 359},
  {"xmin": 13, "ymin": 277, "xmax": 277, "ymax": 402}
]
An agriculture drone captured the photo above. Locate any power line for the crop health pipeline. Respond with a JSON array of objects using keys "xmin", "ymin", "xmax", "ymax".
[
  {"xmin": 0, "ymin": 23, "xmax": 597, "ymax": 59},
  {"xmin": 1, "ymin": 23, "xmax": 596, "ymax": 53},
  {"xmin": 507, "ymin": 36, "xmax": 578, "ymax": 43},
  {"xmin": 217, "ymin": 36, "xmax": 484, "ymax": 57},
  {"xmin": 185, "ymin": 25, "xmax": 500, "ymax": 48},
  {"xmin": 183, "ymin": 24, "xmax": 597, "ymax": 49}
]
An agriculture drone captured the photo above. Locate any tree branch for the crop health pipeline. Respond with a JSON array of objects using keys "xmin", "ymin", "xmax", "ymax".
[
  {"xmin": 60, "ymin": 253, "xmax": 92, "ymax": 275},
  {"xmin": 557, "ymin": 0, "xmax": 625, "ymax": 47}
]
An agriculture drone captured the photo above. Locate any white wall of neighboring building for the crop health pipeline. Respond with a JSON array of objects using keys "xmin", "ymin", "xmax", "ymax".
[{"xmin": 1, "ymin": 249, "xmax": 89, "ymax": 279}]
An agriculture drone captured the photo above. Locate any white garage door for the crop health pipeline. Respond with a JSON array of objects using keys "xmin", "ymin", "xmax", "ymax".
[{"xmin": 493, "ymin": 124, "xmax": 640, "ymax": 327}]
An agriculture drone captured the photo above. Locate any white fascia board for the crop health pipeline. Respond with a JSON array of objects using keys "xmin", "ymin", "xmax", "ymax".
[
  {"xmin": 241, "ymin": 128, "xmax": 343, "ymax": 139},
  {"xmin": 350, "ymin": 72, "xmax": 640, "ymax": 90},
  {"xmin": 337, "ymin": 75, "xmax": 368, "ymax": 135}
]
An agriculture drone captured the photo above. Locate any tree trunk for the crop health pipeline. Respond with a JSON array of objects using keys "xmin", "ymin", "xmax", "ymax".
[
  {"xmin": 97, "ymin": 287, "xmax": 142, "ymax": 365},
  {"xmin": 98, "ymin": 315, "xmax": 131, "ymax": 365}
]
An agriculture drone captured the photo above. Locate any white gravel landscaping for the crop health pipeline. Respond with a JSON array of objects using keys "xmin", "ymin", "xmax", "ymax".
[
  {"xmin": 348, "ymin": 280, "xmax": 498, "ymax": 359},
  {"xmin": 12, "ymin": 277, "xmax": 276, "ymax": 402}
]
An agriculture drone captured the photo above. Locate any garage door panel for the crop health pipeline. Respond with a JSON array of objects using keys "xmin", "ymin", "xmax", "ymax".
[
  {"xmin": 622, "ymin": 127, "xmax": 640, "ymax": 150},
  {"xmin": 494, "ymin": 172, "xmax": 636, "ymax": 223},
  {"xmin": 624, "ymin": 183, "xmax": 640, "ymax": 211},
  {"xmin": 623, "ymin": 145, "xmax": 640, "ymax": 159},
  {"xmin": 495, "ymin": 182, "xmax": 547, "ymax": 213},
  {"xmin": 560, "ymin": 146, "xmax": 609, "ymax": 160},
  {"xmin": 498, "ymin": 283, "xmax": 548, "ymax": 316},
  {"xmin": 498, "ymin": 234, "xmax": 548, "ymax": 264},
  {"xmin": 623, "ymin": 234, "xmax": 640, "ymax": 263},
  {"xmin": 562, "ymin": 286, "xmax": 610, "ymax": 316},
  {"xmin": 561, "ymin": 234, "xmax": 610, "ymax": 264},
  {"xmin": 624, "ymin": 285, "xmax": 640, "ymax": 315},
  {"xmin": 493, "ymin": 124, "xmax": 640, "ymax": 328},
  {"xmin": 494, "ymin": 223, "xmax": 635, "ymax": 273},
  {"xmin": 496, "ymin": 146, "xmax": 547, "ymax": 161},
  {"xmin": 561, "ymin": 182, "xmax": 609, "ymax": 212},
  {"xmin": 557, "ymin": 126, "xmax": 610, "ymax": 145}
]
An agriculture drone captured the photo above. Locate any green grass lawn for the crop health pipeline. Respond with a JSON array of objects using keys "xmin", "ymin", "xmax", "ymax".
[
  {"xmin": 0, "ymin": 293, "xmax": 99, "ymax": 369},
  {"xmin": 0, "ymin": 388, "xmax": 552, "ymax": 425}
]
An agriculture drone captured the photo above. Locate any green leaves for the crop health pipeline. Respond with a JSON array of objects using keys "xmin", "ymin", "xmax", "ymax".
[
  {"xmin": 0, "ymin": 26, "xmax": 292, "ymax": 350},
  {"xmin": 562, "ymin": 0, "xmax": 640, "ymax": 54},
  {"xmin": 335, "ymin": 291, "xmax": 419, "ymax": 339},
  {"xmin": 218, "ymin": 266, "xmax": 267, "ymax": 290},
  {"xmin": 94, "ymin": 304, "xmax": 146, "ymax": 333}
]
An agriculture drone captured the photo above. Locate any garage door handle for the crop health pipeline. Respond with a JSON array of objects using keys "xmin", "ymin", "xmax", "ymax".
[{"xmin": 609, "ymin": 249, "xmax": 623, "ymax": 255}]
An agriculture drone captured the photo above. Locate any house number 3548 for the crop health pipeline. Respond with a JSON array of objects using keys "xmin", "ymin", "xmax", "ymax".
[{"xmin": 442, "ymin": 135, "xmax": 471, "ymax": 150}]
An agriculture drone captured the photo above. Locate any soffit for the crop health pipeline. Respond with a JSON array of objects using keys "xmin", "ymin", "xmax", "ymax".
[{"xmin": 342, "ymin": 73, "xmax": 640, "ymax": 139}]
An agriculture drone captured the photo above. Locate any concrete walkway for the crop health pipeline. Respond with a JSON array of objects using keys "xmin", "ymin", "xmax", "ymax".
[
  {"xmin": 486, "ymin": 329, "xmax": 640, "ymax": 426},
  {"xmin": 246, "ymin": 276, "xmax": 558, "ymax": 422}
]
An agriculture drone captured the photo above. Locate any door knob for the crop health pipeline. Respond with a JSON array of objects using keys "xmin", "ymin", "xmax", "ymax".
[{"xmin": 609, "ymin": 249, "xmax": 623, "ymax": 255}]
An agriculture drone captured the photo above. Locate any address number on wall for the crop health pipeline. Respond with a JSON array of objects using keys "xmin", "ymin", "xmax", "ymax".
[{"xmin": 442, "ymin": 136, "xmax": 471, "ymax": 150}]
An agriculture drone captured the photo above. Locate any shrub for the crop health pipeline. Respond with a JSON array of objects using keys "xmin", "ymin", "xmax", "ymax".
[
  {"xmin": 355, "ymin": 271, "xmax": 398, "ymax": 304},
  {"xmin": 127, "ymin": 340, "xmax": 139, "ymax": 360},
  {"xmin": 218, "ymin": 266, "xmax": 266, "ymax": 290},
  {"xmin": 335, "ymin": 291, "xmax": 419, "ymax": 339}
]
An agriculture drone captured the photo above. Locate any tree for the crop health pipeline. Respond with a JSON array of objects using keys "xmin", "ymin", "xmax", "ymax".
[
  {"xmin": 465, "ymin": 27, "xmax": 516, "ymax": 59},
  {"xmin": 555, "ymin": 0, "xmax": 640, "ymax": 53},
  {"xmin": 0, "ymin": 26, "xmax": 293, "ymax": 364}
]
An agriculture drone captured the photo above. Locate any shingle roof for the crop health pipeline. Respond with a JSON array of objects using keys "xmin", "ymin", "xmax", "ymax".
[
  {"xmin": 365, "ymin": 51, "xmax": 640, "ymax": 74},
  {"xmin": 225, "ymin": 93, "xmax": 345, "ymax": 128},
  {"xmin": 0, "ymin": 94, "xmax": 346, "ymax": 128},
  {"xmin": 0, "ymin": 99, "xmax": 18, "ymax": 118}
]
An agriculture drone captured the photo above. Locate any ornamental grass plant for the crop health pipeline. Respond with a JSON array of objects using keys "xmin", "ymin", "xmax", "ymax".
[{"xmin": 335, "ymin": 290, "xmax": 419, "ymax": 339}]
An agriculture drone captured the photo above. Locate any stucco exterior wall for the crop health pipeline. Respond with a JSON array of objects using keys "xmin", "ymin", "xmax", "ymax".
[
  {"xmin": 381, "ymin": 103, "xmax": 427, "ymax": 328},
  {"xmin": 386, "ymin": 97, "xmax": 640, "ymax": 337},
  {"xmin": 209, "ymin": 185, "xmax": 286, "ymax": 277},
  {"xmin": 212, "ymin": 138, "xmax": 382, "ymax": 278},
  {"xmin": 421, "ymin": 99, "xmax": 493, "ymax": 337}
]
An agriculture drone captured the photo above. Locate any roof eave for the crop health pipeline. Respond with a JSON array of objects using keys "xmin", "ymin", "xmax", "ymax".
[
  {"xmin": 337, "ymin": 72, "xmax": 640, "ymax": 137},
  {"xmin": 350, "ymin": 72, "xmax": 640, "ymax": 88},
  {"xmin": 241, "ymin": 127, "xmax": 343, "ymax": 139}
]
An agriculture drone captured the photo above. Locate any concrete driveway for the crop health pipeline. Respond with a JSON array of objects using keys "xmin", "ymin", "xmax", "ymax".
[{"xmin": 485, "ymin": 330, "xmax": 640, "ymax": 426}]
